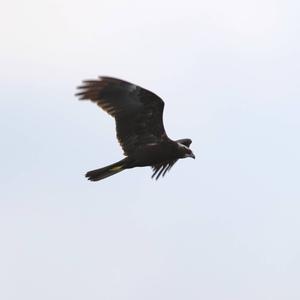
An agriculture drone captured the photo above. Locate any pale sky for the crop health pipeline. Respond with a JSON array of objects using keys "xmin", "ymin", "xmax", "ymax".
[{"xmin": 1, "ymin": 1, "xmax": 300, "ymax": 299}]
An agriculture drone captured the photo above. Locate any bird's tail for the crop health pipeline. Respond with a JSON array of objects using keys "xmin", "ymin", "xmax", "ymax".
[{"xmin": 85, "ymin": 159, "xmax": 128, "ymax": 181}]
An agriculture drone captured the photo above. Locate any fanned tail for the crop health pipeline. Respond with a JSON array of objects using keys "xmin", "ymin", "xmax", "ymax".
[{"xmin": 85, "ymin": 159, "xmax": 127, "ymax": 181}]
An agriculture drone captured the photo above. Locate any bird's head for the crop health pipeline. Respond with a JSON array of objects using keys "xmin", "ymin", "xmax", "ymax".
[{"xmin": 177, "ymin": 141, "xmax": 195, "ymax": 159}]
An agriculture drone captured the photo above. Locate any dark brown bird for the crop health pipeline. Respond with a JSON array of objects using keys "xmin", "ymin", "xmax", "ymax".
[{"xmin": 76, "ymin": 76, "xmax": 195, "ymax": 181}]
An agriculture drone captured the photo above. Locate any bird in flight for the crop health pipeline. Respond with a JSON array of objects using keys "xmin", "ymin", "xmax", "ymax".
[{"xmin": 76, "ymin": 76, "xmax": 195, "ymax": 181}]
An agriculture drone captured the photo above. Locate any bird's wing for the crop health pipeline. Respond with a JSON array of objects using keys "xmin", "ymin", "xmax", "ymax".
[
  {"xmin": 151, "ymin": 160, "xmax": 178, "ymax": 180},
  {"xmin": 76, "ymin": 76, "xmax": 167, "ymax": 156}
]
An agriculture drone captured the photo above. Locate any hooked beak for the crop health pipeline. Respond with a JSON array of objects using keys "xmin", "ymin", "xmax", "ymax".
[{"xmin": 185, "ymin": 152, "xmax": 195, "ymax": 159}]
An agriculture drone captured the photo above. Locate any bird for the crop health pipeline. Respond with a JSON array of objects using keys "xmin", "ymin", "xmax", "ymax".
[{"xmin": 76, "ymin": 76, "xmax": 195, "ymax": 181}]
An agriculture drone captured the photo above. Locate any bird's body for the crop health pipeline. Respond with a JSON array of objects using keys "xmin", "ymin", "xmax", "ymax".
[{"xmin": 76, "ymin": 76, "xmax": 194, "ymax": 181}]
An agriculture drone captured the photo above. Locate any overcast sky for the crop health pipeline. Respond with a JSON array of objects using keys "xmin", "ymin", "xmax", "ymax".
[{"xmin": 1, "ymin": 1, "xmax": 300, "ymax": 299}]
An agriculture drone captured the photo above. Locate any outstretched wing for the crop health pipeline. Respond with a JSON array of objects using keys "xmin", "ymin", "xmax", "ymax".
[{"xmin": 76, "ymin": 77, "xmax": 167, "ymax": 156}]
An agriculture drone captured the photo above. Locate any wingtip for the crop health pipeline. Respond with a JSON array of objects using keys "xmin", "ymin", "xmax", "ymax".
[{"xmin": 75, "ymin": 91, "xmax": 87, "ymax": 100}]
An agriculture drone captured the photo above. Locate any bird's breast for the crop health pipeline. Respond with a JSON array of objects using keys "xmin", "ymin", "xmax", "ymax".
[{"xmin": 131, "ymin": 143, "xmax": 179, "ymax": 167}]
